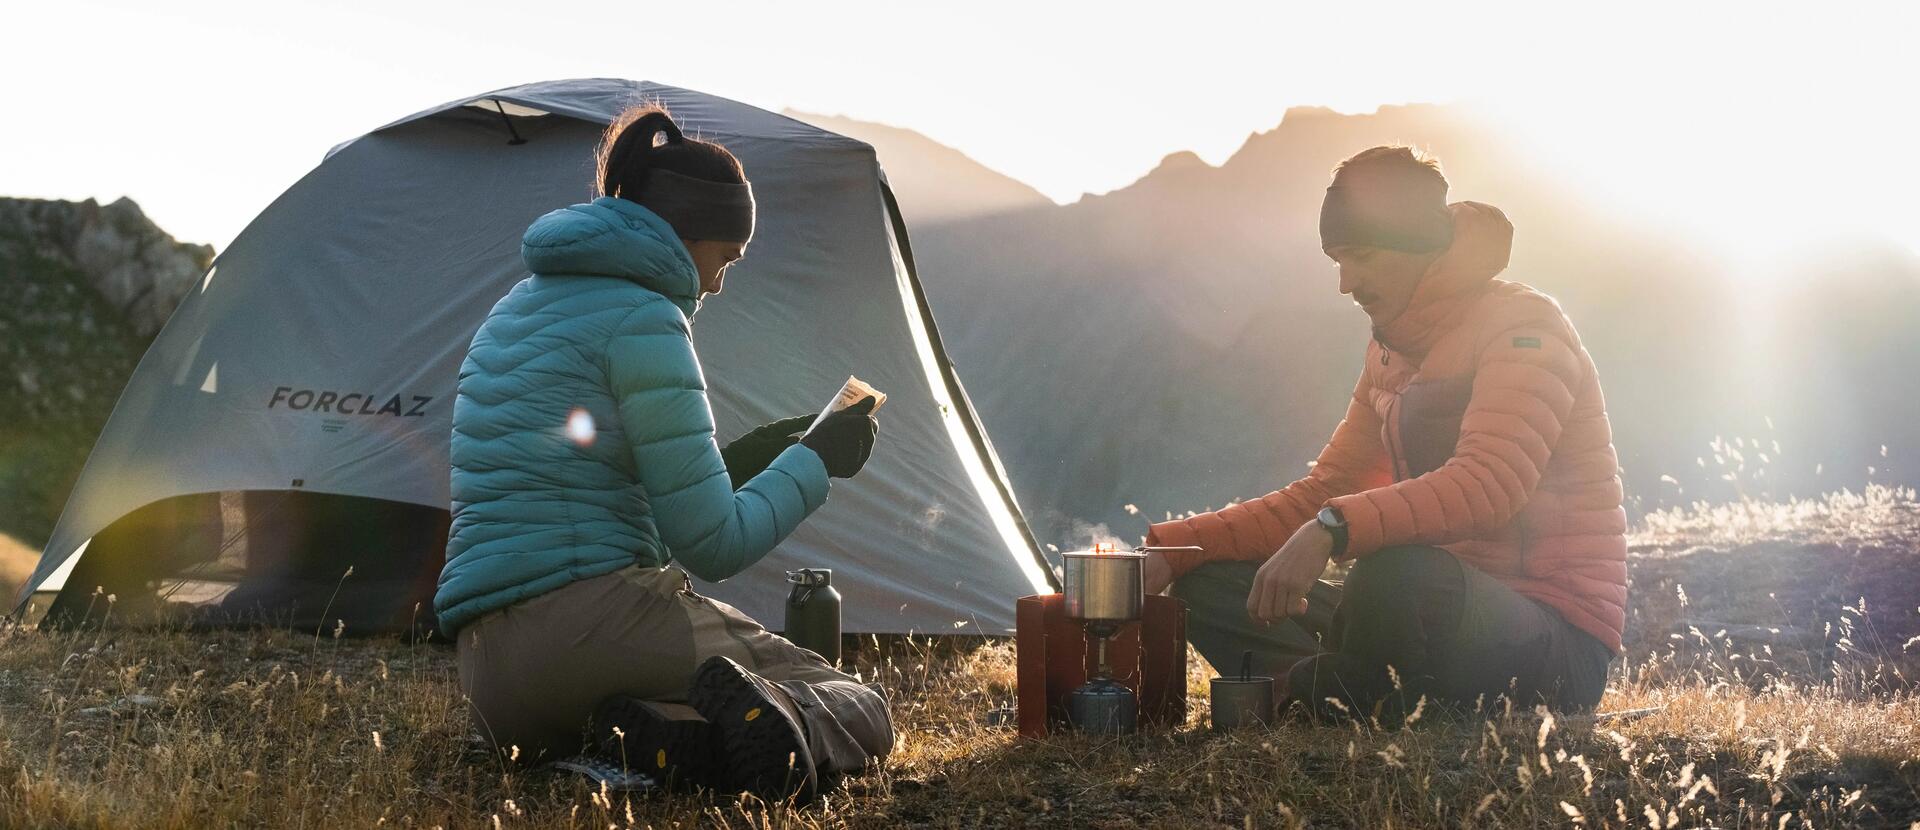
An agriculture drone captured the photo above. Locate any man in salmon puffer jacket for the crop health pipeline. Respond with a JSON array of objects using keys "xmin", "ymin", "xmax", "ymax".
[{"xmin": 1141, "ymin": 146, "xmax": 1625, "ymax": 721}]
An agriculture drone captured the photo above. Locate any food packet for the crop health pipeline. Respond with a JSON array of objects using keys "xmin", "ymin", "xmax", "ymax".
[{"xmin": 809, "ymin": 376, "xmax": 887, "ymax": 432}]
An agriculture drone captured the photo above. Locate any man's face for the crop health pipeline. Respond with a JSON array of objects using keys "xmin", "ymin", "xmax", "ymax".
[
  {"xmin": 1326, "ymin": 245, "xmax": 1435, "ymax": 325},
  {"xmin": 685, "ymin": 239, "xmax": 748, "ymax": 297}
]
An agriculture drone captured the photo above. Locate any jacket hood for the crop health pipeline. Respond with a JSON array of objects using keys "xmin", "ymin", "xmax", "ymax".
[
  {"xmin": 1374, "ymin": 201, "xmax": 1514, "ymax": 355},
  {"xmin": 521, "ymin": 196, "xmax": 701, "ymax": 317}
]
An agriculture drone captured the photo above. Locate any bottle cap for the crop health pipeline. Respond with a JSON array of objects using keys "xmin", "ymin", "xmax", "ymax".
[{"xmin": 786, "ymin": 568, "xmax": 832, "ymax": 586}]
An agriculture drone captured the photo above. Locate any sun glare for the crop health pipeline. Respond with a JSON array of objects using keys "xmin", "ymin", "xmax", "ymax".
[
  {"xmin": 565, "ymin": 408, "xmax": 596, "ymax": 446},
  {"xmin": 1486, "ymin": 96, "xmax": 1917, "ymax": 283}
]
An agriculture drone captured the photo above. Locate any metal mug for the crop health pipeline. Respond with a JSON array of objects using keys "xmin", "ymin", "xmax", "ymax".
[{"xmin": 1209, "ymin": 676, "xmax": 1275, "ymax": 731}]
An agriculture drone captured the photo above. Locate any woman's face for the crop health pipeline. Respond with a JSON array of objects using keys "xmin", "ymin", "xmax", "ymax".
[{"xmin": 685, "ymin": 239, "xmax": 748, "ymax": 297}]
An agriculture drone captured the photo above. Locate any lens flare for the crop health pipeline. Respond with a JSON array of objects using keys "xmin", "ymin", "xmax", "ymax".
[{"xmin": 565, "ymin": 408, "xmax": 595, "ymax": 446}]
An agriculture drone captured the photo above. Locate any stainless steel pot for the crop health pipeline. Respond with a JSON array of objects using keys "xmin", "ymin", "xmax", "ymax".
[
  {"xmin": 1062, "ymin": 550, "xmax": 1145, "ymax": 622},
  {"xmin": 1060, "ymin": 545, "xmax": 1202, "ymax": 623}
]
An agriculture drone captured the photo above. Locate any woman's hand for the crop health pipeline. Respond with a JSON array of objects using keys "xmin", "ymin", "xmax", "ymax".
[
  {"xmin": 720, "ymin": 414, "xmax": 815, "ymax": 489},
  {"xmin": 1246, "ymin": 521, "xmax": 1335, "ymax": 623},
  {"xmin": 800, "ymin": 397, "xmax": 879, "ymax": 478}
]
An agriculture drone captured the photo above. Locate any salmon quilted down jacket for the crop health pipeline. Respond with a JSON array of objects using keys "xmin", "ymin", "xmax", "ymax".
[{"xmin": 1147, "ymin": 202, "xmax": 1629, "ymax": 652}]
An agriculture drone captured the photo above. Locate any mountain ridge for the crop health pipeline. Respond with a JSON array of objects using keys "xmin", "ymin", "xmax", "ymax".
[
  {"xmin": 5, "ymin": 108, "xmax": 1915, "ymax": 557},
  {"xmin": 782, "ymin": 109, "xmax": 1053, "ymax": 225},
  {"xmin": 899, "ymin": 104, "xmax": 1920, "ymax": 548}
]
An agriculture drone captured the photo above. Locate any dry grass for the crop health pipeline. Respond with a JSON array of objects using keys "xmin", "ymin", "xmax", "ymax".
[
  {"xmin": 1638, "ymin": 484, "xmax": 1919, "ymax": 550},
  {"xmin": 0, "ymin": 531, "xmax": 36, "ymax": 604},
  {"xmin": 2, "ymin": 491, "xmax": 1919, "ymax": 828}
]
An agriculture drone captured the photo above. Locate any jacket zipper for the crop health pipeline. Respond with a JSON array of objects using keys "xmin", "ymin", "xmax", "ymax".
[
  {"xmin": 1384, "ymin": 393, "xmax": 1411, "ymax": 481},
  {"xmin": 1377, "ymin": 340, "xmax": 1410, "ymax": 480}
]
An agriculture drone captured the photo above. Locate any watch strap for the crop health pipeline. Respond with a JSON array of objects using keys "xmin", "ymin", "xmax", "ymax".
[{"xmin": 1318, "ymin": 506, "xmax": 1350, "ymax": 558}]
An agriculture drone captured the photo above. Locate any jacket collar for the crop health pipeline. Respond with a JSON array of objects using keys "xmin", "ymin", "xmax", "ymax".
[
  {"xmin": 520, "ymin": 196, "xmax": 702, "ymax": 318},
  {"xmin": 1373, "ymin": 201, "xmax": 1514, "ymax": 357}
]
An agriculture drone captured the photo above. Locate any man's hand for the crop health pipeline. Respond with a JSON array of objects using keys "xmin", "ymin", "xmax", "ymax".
[
  {"xmin": 1246, "ymin": 521, "xmax": 1336, "ymax": 622},
  {"xmin": 1142, "ymin": 550, "xmax": 1173, "ymax": 595}
]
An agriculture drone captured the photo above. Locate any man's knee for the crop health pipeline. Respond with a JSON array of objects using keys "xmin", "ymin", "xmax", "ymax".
[
  {"xmin": 1342, "ymin": 546, "xmax": 1457, "ymax": 613},
  {"xmin": 1171, "ymin": 561, "xmax": 1258, "ymax": 618},
  {"xmin": 1173, "ymin": 560, "xmax": 1324, "ymax": 676}
]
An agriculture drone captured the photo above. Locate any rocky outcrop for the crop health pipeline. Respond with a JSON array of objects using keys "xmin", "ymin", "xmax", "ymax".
[
  {"xmin": 0, "ymin": 196, "xmax": 211, "ymax": 546},
  {"xmin": 0, "ymin": 197, "xmax": 211, "ymax": 338}
]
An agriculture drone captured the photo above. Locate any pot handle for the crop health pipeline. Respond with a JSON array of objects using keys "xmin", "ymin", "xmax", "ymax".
[{"xmin": 1133, "ymin": 545, "xmax": 1204, "ymax": 554}]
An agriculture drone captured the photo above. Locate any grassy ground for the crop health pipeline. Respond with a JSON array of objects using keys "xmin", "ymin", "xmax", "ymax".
[
  {"xmin": 1, "ymin": 533, "xmax": 34, "ymax": 603},
  {"xmin": 1, "ymin": 487, "xmax": 1917, "ymax": 828}
]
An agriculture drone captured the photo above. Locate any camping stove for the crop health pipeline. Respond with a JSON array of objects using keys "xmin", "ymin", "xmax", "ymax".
[
  {"xmin": 1063, "ymin": 547, "xmax": 1146, "ymax": 734},
  {"xmin": 1013, "ymin": 545, "xmax": 1197, "ymax": 737}
]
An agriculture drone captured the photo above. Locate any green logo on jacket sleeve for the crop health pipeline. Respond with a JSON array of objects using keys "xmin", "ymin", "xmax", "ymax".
[{"xmin": 1512, "ymin": 336, "xmax": 1542, "ymax": 349}]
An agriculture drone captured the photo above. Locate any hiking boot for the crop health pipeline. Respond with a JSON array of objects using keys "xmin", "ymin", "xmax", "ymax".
[
  {"xmin": 589, "ymin": 696, "xmax": 721, "ymax": 791},
  {"xmin": 689, "ymin": 656, "xmax": 818, "ymax": 803}
]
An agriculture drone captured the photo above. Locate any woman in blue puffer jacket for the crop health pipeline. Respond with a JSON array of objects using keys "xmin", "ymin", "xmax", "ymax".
[{"xmin": 438, "ymin": 106, "xmax": 891, "ymax": 802}]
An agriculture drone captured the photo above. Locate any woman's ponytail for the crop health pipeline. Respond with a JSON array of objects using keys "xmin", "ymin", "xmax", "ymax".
[{"xmin": 595, "ymin": 105, "xmax": 741, "ymax": 200}]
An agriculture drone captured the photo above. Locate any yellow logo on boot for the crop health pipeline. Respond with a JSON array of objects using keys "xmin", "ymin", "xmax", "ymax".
[
  {"xmin": 656, "ymin": 749, "xmax": 667, "ymax": 768},
  {"xmin": 745, "ymin": 707, "xmax": 763, "ymax": 722}
]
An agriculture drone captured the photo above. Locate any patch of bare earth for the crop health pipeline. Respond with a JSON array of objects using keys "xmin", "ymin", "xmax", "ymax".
[{"xmin": 0, "ymin": 487, "xmax": 1916, "ymax": 828}]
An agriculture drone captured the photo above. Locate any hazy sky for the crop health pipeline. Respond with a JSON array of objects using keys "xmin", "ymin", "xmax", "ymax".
[{"xmin": 5, "ymin": 0, "xmax": 1916, "ymax": 256}]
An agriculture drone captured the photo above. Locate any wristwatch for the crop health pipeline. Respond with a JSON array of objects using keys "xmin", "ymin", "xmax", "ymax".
[{"xmin": 1316, "ymin": 505, "xmax": 1349, "ymax": 558}]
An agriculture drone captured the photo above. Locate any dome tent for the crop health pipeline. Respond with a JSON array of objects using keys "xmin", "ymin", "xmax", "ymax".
[{"xmin": 13, "ymin": 78, "xmax": 1055, "ymax": 635}]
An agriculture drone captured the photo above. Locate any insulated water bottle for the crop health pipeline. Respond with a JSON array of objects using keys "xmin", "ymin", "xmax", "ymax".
[{"xmin": 784, "ymin": 568, "xmax": 841, "ymax": 665}]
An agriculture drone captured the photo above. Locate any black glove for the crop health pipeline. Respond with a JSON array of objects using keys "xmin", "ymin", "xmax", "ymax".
[
  {"xmin": 720, "ymin": 414, "xmax": 815, "ymax": 489},
  {"xmin": 800, "ymin": 396, "xmax": 879, "ymax": 478}
]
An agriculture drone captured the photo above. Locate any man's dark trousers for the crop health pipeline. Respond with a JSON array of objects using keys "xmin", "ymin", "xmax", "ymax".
[{"xmin": 1172, "ymin": 545, "xmax": 1613, "ymax": 721}]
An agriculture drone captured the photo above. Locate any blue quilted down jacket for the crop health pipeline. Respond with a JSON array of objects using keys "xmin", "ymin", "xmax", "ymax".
[{"xmin": 435, "ymin": 197, "xmax": 830, "ymax": 634}]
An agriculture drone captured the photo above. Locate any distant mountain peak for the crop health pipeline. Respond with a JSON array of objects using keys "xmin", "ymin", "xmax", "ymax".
[
  {"xmin": 1281, "ymin": 104, "xmax": 1342, "ymax": 121},
  {"xmin": 1150, "ymin": 150, "xmax": 1210, "ymax": 174},
  {"xmin": 1281, "ymin": 101, "xmax": 1452, "ymax": 122},
  {"xmin": 782, "ymin": 110, "xmax": 1052, "ymax": 226}
]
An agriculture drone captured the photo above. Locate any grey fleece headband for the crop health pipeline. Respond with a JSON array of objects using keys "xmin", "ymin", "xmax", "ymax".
[
  {"xmin": 1320, "ymin": 169, "xmax": 1453, "ymax": 253},
  {"xmin": 636, "ymin": 168, "xmax": 757, "ymax": 243}
]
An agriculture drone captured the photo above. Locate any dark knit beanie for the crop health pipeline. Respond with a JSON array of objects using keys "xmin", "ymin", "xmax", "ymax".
[{"xmin": 1319, "ymin": 156, "xmax": 1454, "ymax": 253}]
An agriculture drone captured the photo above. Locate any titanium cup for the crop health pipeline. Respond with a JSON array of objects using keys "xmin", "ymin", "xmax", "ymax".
[{"xmin": 1209, "ymin": 676, "xmax": 1275, "ymax": 731}]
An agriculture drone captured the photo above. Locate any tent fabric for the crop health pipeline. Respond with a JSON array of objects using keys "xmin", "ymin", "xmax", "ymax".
[{"xmin": 15, "ymin": 78, "xmax": 1054, "ymax": 635}]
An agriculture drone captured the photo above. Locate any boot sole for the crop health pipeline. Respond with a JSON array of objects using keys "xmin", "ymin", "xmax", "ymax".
[
  {"xmin": 589, "ymin": 696, "xmax": 720, "ymax": 791},
  {"xmin": 689, "ymin": 658, "xmax": 816, "ymax": 802}
]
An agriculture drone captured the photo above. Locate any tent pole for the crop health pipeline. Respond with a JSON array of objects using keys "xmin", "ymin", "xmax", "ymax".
[
  {"xmin": 492, "ymin": 100, "xmax": 528, "ymax": 146},
  {"xmin": 879, "ymin": 181, "xmax": 1060, "ymax": 591}
]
